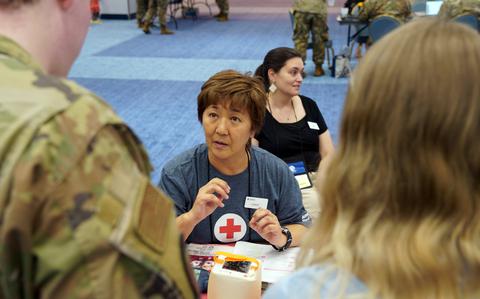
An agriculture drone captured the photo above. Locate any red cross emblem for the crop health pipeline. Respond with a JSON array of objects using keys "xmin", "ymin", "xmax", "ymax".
[
  {"xmin": 219, "ymin": 218, "xmax": 242, "ymax": 239},
  {"xmin": 214, "ymin": 213, "xmax": 246, "ymax": 243}
]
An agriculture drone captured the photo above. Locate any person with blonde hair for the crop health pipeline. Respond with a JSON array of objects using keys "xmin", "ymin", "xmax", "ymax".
[{"xmin": 264, "ymin": 18, "xmax": 480, "ymax": 299}]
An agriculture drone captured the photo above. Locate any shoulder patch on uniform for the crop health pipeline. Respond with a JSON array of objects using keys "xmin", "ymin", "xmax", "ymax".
[{"xmin": 134, "ymin": 183, "xmax": 172, "ymax": 253}]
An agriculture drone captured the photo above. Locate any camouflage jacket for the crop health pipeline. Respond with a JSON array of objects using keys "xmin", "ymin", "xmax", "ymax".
[
  {"xmin": 0, "ymin": 36, "xmax": 198, "ymax": 299},
  {"xmin": 358, "ymin": 0, "xmax": 412, "ymax": 22},
  {"xmin": 438, "ymin": 0, "xmax": 480, "ymax": 19},
  {"xmin": 293, "ymin": 0, "xmax": 328, "ymax": 16}
]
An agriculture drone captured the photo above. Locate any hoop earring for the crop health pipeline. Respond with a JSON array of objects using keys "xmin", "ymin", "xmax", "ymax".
[{"xmin": 269, "ymin": 83, "xmax": 277, "ymax": 93}]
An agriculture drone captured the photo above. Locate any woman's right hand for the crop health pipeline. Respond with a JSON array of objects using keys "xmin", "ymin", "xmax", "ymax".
[{"xmin": 189, "ymin": 178, "xmax": 230, "ymax": 222}]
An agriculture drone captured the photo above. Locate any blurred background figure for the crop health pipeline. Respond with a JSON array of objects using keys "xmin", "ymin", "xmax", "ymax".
[
  {"xmin": 292, "ymin": 0, "xmax": 329, "ymax": 76},
  {"xmin": 215, "ymin": 0, "xmax": 229, "ymax": 21},
  {"xmin": 438, "ymin": 0, "xmax": 480, "ymax": 21},
  {"xmin": 90, "ymin": 0, "xmax": 101, "ymax": 24},
  {"xmin": 264, "ymin": 18, "xmax": 480, "ymax": 299},
  {"xmin": 142, "ymin": 0, "xmax": 174, "ymax": 34},
  {"xmin": 359, "ymin": 0, "xmax": 412, "ymax": 22}
]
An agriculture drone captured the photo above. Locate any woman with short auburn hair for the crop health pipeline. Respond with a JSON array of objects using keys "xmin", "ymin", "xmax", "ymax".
[
  {"xmin": 264, "ymin": 18, "xmax": 480, "ymax": 299},
  {"xmin": 159, "ymin": 70, "xmax": 310, "ymax": 251}
]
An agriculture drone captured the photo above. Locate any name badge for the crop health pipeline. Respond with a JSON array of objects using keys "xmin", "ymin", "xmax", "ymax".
[
  {"xmin": 307, "ymin": 121, "xmax": 320, "ymax": 130},
  {"xmin": 244, "ymin": 196, "xmax": 268, "ymax": 210},
  {"xmin": 287, "ymin": 161, "xmax": 313, "ymax": 190}
]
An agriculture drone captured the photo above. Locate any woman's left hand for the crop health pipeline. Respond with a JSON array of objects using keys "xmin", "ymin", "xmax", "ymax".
[{"xmin": 249, "ymin": 208, "xmax": 286, "ymax": 247}]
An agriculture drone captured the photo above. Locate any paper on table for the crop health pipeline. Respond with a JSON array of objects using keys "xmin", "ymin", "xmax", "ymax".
[
  {"xmin": 233, "ymin": 241, "xmax": 300, "ymax": 284},
  {"xmin": 186, "ymin": 243, "xmax": 234, "ymax": 256}
]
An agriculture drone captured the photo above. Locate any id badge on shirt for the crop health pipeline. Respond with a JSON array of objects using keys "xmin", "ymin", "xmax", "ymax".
[{"xmin": 287, "ymin": 161, "xmax": 313, "ymax": 189}]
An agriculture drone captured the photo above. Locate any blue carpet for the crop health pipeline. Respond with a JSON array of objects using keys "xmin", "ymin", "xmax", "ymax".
[
  {"xmin": 97, "ymin": 13, "xmax": 295, "ymax": 59},
  {"xmin": 70, "ymin": 3, "xmax": 353, "ymax": 181}
]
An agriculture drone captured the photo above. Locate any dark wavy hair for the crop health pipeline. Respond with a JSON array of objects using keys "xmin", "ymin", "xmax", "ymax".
[{"xmin": 254, "ymin": 47, "xmax": 303, "ymax": 91}]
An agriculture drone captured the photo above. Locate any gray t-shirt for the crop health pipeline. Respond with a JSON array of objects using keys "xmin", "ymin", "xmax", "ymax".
[{"xmin": 159, "ymin": 144, "xmax": 311, "ymax": 244}]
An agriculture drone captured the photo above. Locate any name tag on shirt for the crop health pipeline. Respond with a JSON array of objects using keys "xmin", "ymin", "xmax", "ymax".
[
  {"xmin": 244, "ymin": 196, "xmax": 268, "ymax": 210},
  {"xmin": 307, "ymin": 121, "xmax": 320, "ymax": 130}
]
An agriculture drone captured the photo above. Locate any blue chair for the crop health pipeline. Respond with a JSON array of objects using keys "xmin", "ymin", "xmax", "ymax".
[
  {"xmin": 412, "ymin": 0, "xmax": 426, "ymax": 14},
  {"xmin": 368, "ymin": 15, "xmax": 402, "ymax": 43},
  {"xmin": 453, "ymin": 14, "xmax": 480, "ymax": 32}
]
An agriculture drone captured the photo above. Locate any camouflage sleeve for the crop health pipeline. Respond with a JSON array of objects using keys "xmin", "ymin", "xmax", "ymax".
[
  {"xmin": 359, "ymin": 0, "xmax": 380, "ymax": 21},
  {"xmin": 4, "ymin": 103, "xmax": 197, "ymax": 298}
]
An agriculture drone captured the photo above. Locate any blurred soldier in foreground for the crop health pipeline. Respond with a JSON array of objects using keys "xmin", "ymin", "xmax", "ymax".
[{"xmin": 0, "ymin": 0, "xmax": 197, "ymax": 298}]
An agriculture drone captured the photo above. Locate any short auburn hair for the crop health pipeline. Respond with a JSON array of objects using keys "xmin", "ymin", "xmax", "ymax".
[{"xmin": 197, "ymin": 69, "xmax": 267, "ymax": 134}]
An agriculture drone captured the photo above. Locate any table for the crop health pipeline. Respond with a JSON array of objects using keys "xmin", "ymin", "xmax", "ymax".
[{"xmin": 336, "ymin": 15, "xmax": 369, "ymax": 47}]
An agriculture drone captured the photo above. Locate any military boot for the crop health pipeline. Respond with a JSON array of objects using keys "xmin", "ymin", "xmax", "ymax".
[
  {"xmin": 142, "ymin": 22, "xmax": 151, "ymax": 34},
  {"xmin": 314, "ymin": 66, "xmax": 325, "ymax": 77},
  {"xmin": 216, "ymin": 13, "xmax": 228, "ymax": 22},
  {"xmin": 160, "ymin": 25, "xmax": 174, "ymax": 35}
]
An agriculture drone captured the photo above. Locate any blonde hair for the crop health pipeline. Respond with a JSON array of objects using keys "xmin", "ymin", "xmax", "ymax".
[{"xmin": 298, "ymin": 18, "xmax": 480, "ymax": 299}]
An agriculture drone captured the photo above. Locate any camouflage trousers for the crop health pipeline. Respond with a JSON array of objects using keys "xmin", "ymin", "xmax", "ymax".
[
  {"xmin": 136, "ymin": 0, "xmax": 152, "ymax": 22},
  {"xmin": 293, "ymin": 11, "xmax": 329, "ymax": 67},
  {"xmin": 216, "ymin": 0, "xmax": 229, "ymax": 14},
  {"xmin": 144, "ymin": 0, "xmax": 169, "ymax": 26}
]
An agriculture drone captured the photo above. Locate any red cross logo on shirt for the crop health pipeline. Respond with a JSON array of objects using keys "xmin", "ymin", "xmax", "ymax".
[
  {"xmin": 219, "ymin": 218, "xmax": 242, "ymax": 239},
  {"xmin": 214, "ymin": 213, "xmax": 247, "ymax": 243}
]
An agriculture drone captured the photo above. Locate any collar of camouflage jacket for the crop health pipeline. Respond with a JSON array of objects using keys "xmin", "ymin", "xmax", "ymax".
[{"xmin": 0, "ymin": 35, "xmax": 43, "ymax": 72}]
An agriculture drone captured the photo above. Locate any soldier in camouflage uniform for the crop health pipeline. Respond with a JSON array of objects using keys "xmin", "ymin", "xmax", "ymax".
[
  {"xmin": 438, "ymin": 0, "xmax": 480, "ymax": 22},
  {"xmin": 358, "ymin": 0, "xmax": 412, "ymax": 23},
  {"xmin": 0, "ymin": 0, "xmax": 197, "ymax": 298},
  {"xmin": 292, "ymin": 0, "xmax": 329, "ymax": 77},
  {"xmin": 215, "ymin": 0, "xmax": 229, "ymax": 21},
  {"xmin": 142, "ymin": 0, "xmax": 174, "ymax": 35}
]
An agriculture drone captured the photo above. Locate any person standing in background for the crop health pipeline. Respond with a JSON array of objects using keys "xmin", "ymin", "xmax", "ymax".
[
  {"xmin": 292, "ymin": 0, "xmax": 329, "ymax": 77},
  {"xmin": 215, "ymin": 0, "xmax": 229, "ymax": 21},
  {"xmin": 0, "ymin": 0, "xmax": 197, "ymax": 297},
  {"xmin": 142, "ymin": 0, "xmax": 174, "ymax": 34},
  {"xmin": 90, "ymin": 0, "xmax": 101, "ymax": 24},
  {"xmin": 438, "ymin": 0, "xmax": 480, "ymax": 21}
]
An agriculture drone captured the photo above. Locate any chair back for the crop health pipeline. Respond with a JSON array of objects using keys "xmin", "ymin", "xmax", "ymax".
[
  {"xmin": 368, "ymin": 15, "xmax": 402, "ymax": 43},
  {"xmin": 412, "ymin": 0, "xmax": 426, "ymax": 13},
  {"xmin": 453, "ymin": 14, "xmax": 480, "ymax": 32}
]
